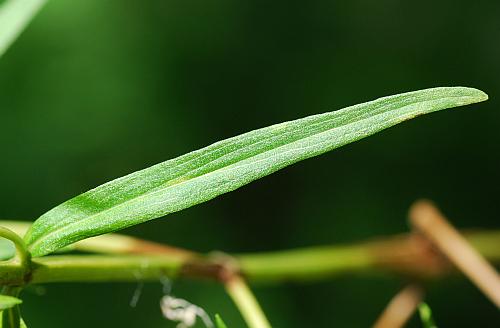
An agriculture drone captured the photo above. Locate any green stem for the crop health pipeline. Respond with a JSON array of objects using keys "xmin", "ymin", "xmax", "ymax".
[
  {"xmin": 237, "ymin": 243, "xmax": 372, "ymax": 283},
  {"xmin": 0, "ymin": 227, "xmax": 30, "ymax": 274},
  {"xmin": 225, "ymin": 276, "xmax": 271, "ymax": 328},
  {"xmin": 0, "ymin": 230, "xmax": 498, "ymax": 286},
  {"xmin": 28, "ymin": 255, "xmax": 182, "ymax": 284},
  {"xmin": 237, "ymin": 230, "xmax": 500, "ymax": 282}
]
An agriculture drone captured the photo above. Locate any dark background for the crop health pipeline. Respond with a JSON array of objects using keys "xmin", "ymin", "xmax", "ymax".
[{"xmin": 1, "ymin": 0, "xmax": 499, "ymax": 327}]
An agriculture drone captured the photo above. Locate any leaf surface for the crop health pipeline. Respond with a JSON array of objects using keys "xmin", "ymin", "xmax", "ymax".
[{"xmin": 25, "ymin": 87, "xmax": 488, "ymax": 257}]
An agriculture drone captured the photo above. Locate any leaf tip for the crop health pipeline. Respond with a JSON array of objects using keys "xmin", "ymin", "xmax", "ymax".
[
  {"xmin": 473, "ymin": 88, "xmax": 488, "ymax": 102},
  {"xmin": 459, "ymin": 87, "xmax": 488, "ymax": 103},
  {"xmin": 215, "ymin": 314, "xmax": 228, "ymax": 328}
]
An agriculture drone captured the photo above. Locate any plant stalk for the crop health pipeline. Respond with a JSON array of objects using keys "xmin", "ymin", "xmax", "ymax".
[
  {"xmin": 0, "ymin": 230, "xmax": 499, "ymax": 286},
  {"xmin": 0, "ymin": 227, "xmax": 30, "ymax": 271},
  {"xmin": 225, "ymin": 276, "xmax": 271, "ymax": 328}
]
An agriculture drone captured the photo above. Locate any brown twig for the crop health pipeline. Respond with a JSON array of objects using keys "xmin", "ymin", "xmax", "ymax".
[
  {"xmin": 409, "ymin": 200, "xmax": 500, "ymax": 308},
  {"xmin": 372, "ymin": 284, "xmax": 423, "ymax": 328}
]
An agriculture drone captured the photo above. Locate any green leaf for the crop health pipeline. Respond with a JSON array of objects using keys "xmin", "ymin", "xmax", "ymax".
[
  {"xmin": 0, "ymin": 0, "xmax": 47, "ymax": 57},
  {"xmin": 0, "ymin": 296, "xmax": 21, "ymax": 311},
  {"xmin": 215, "ymin": 314, "xmax": 228, "ymax": 328},
  {"xmin": 0, "ymin": 316, "xmax": 27, "ymax": 328},
  {"xmin": 1, "ymin": 302, "xmax": 21, "ymax": 328},
  {"xmin": 418, "ymin": 302, "xmax": 437, "ymax": 328},
  {"xmin": 25, "ymin": 87, "xmax": 488, "ymax": 257}
]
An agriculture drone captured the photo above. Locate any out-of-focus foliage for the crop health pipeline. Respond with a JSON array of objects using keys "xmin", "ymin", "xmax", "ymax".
[
  {"xmin": 0, "ymin": 0, "xmax": 46, "ymax": 57},
  {"xmin": 419, "ymin": 303, "xmax": 438, "ymax": 328},
  {"xmin": 0, "ymin": 0, "xmax": 498, "ymax": 327},
  {"xmin": 215, "ymin": 314, "xmax": 228, "ymax": 328},
  {"xmin": 0, "ymin": 295, "xmax": 22, "ymax": 311},
  {"xmin": 0, "ymin": 239, "xmax": 15, "ymax": 261}
]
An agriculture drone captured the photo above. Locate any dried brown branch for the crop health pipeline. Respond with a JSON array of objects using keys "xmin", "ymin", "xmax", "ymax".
[
  {"xmin": 372, "ymin": 284, "xmax": 423, "ymax": 328},
  {"xmin": 409, "ymin": 200, "xmax": 500, "ymax": 308}
]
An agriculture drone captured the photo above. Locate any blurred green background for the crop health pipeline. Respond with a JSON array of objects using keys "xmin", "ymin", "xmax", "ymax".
[{"xmin": 1, "ymin": 0, "xmax": 499, "ymax": 327}]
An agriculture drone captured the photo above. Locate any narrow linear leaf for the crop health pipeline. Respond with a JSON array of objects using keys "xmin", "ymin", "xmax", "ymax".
[
  {"xmin": 1, "ymin": 305, "xmax": 20, "ymax": 328},
  {"xmin": 215, "ymin": 314, "xmax": 228, "ymax": 328},
  {"xmin": 418, "ymin": 302, "xmax": 437, "ymax": 328},
  {"xmin": 25, "ymin": 87, "xmax": 488, "ymax": 257},
  {"xmin": 0, "ymin": 220, "xmax": 193, "ymax": 257},
  {"xmin": 0, "ymin": 0, "xmax": 47, "ymax": 57},
  {"xmin": 0, "ymin": 296, "xmax": 21, "ymax": 311},
  {"xmin": 0, "ymin": 317, "xmax": 27, "ymax": 328},
  {"xmin": 0, "ymin": 238, "xmax": 15, "ymax": 261}
]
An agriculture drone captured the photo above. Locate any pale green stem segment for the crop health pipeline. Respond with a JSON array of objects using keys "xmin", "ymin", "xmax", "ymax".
[
  {"xmin": 0, "ymin": 230, "xmax": 499, "ymax": 285},
  {"xmin": 225, "ymin": 276, "xmax": 271, "ymax": 328},
  {"xmin": 237, "ymin": 243, "xmax": 373, "ymax": 282},
  {"xmin": 0, "ymin": 228, "xmax": 30, "ymax": 272},
  {"xmin": 0, "ymin": 0, "xmax": 47, "ymax": 57},
  {"xmin": 28, "ymin": 255, "xmax": 182, "ymax": 284},
  {"xmin": 0, "ymin": 223, "xmax": 29, "ymax": 239},
  {"xmin": 238, "ymin": 230, "xmax": 500, "ymax": 282}
]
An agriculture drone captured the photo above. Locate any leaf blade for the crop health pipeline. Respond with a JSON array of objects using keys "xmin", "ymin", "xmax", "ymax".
[
  {"xmin": 215, "ymin": 314, "xmax": 228, "ymax": 328},
  {"xmin": 0, "ymin": 295, "xmax": 21, "ymax": 311},
  {"xmin": 418, "ymin": 302, "xmax": 437, "ymax": 328},
  {"xmin": 25, "ymin": 87, "xmax": 488, "ymax": 257}
]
